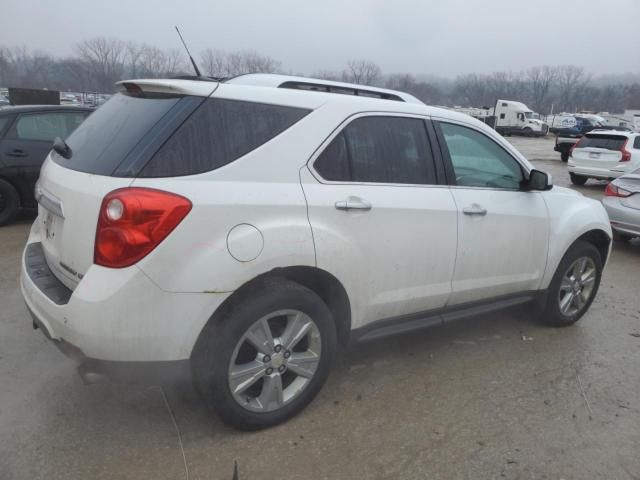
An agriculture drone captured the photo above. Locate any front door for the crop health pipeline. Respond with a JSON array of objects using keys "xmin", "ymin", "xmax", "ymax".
[{"xmin": 434, "ymin": 120, "xmax": 549, "ymax": 305}]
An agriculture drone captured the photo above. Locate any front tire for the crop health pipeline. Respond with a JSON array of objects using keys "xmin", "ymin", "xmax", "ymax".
[
  {"xmin": 539, "ymin": 240, "xmax": 602, "ymax": 327},
  {"xmin": 0, "ymin": 179, "xmax": 20, "ymax": 226},
  {"xmin": 191, "ymin": 278, "xmax": 337, "ymax": 430},
  {"xmin": 561, "ymin": 152, "xmax": 569, "ymax": 162},
  {"xmin": 570, "ymin": 173, "xmax": 588, "ymax": 186}
]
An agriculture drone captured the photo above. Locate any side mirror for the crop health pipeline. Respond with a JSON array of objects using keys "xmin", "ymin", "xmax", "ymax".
[
  {"xmin": 52, "ymin": 137, "xmax": 71, "ymax": 159},
  {"xmin": 528, "ymin": 169, "xmax": 553, "ymax": 191}
]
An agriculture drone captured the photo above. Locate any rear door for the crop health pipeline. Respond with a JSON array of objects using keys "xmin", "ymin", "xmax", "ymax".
[
  {"xmin": 301, "ymin": 114, "xmax": 458, "ymax": 328},
  {"xmin": 434, "ymin": 120, "xmax": 549, "ymax": 305},
  {"xmin": 1, "ymin": 110, "xmax": 88, "ymax": 206}
]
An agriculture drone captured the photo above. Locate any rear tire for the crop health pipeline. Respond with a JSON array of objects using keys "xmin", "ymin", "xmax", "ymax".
[
  {"xmin": 570, "ymin": 173, "xmax": 588, "ymax": 186},
  {"xmin": 0, "ymin": 179, "xmax": 19, "ymax": 226},
  {"xmin": 561, "ymin": 152, "xmax": 569, "ymax": 162},
  {"xmin": 191, "ymin": 278, "xmax": 337, "ymax": 430},
  {"xmin": 539, "ymin": 240, "xmax": 602, "ymax": 327}
]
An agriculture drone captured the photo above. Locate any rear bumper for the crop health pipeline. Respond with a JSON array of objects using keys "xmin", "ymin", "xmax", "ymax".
[
  {"xmin": 20, "ymin": 228, "xmax": 231, "ymax": 363},
  {"xmin": 602, "ymin": 197, "xmax": 640, "ymax": 237},
  {"xmin": 567, "ymin": 162, "xmax": 631, "ymax": 179}
]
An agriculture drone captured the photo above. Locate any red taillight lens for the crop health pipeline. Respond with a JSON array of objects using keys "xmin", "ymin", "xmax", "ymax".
[
  {"xmin": 569, "ymin": 138, "xmax": 582, "ymax": 157},
  {"xmin": 604, "ymin": 183, "xmax": 632, "ymax": 198},
  {"xmin": 620, "ymin": 139, "xmax": 631, "ymax": 162},
  {"xmin": 94, "ymin": 187, "xmax": 192, "ymax": 268}
]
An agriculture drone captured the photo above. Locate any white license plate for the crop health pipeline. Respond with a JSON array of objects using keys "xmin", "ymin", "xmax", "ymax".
[{"xmin": 589, "ymin": 152, "xmax": 600, "ymax": 159}]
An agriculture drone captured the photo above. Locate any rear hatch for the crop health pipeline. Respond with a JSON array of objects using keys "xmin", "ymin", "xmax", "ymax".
[
  {"xmin": 36, "ymin": 83, "xmax": 214, "ymax": 289},
  {"xmin": 616, "ymin": 172, "xmax": 640, "ymax": 211},
  {"xmin": 572, "ymin": 133, "xmax": 627, "ymax": 167}
]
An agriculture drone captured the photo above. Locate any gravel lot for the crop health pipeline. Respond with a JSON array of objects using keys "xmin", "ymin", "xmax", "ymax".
[{"xmin": 1, "ymin": 136, "xmax": 639, "ymax": 480}]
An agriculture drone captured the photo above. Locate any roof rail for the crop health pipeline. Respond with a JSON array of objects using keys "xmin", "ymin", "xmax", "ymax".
[
  {"xmin": 169, "ymin": 75, "xmax": 222, "ymax": 83},
  {"xmin": 278, "ymin": 80, "xmax": 404, "ymax": 102}
]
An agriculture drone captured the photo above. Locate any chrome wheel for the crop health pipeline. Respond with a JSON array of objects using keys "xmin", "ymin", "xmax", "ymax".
[
  {"xmin": 228, "ymin": 309, "xmax": 322, "ymax": 413},
  {"xmin": 558, "ymin": 256, "xmax": 597, "ymax": 317}
]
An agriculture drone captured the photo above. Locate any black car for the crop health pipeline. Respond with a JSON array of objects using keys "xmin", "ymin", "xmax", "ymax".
[{"xmin": 0, "ymin": 105, "xmax": 91, "ymax": 225}]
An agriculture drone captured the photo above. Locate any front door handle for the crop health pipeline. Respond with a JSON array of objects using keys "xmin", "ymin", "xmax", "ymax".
[
  {"xmin": 335, "ymin": 196, "xmax": 372, "ymax": 211},
  {"xmin": 462, "ymin": 203, "xmax": 487, "ymax": 216},
  {"xmin": 6, "ymin": 149, "xmax": 27, "ymax": 157}
]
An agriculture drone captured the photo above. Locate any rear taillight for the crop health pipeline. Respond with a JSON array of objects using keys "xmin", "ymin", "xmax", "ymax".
[
  {"xmin": 604, "ymin": 183, "xmax": 632, "ymax": 198},
  {"xmin": 569, "ymin": 138, "xmax": 582, "ymax": 157},
  {"xmin": 94, "ymin": 187, "xmax": 192, "ymax": 268},
  {"xmin": 620, "ymin": 139, "xmax": 631, "ymax": 162}
]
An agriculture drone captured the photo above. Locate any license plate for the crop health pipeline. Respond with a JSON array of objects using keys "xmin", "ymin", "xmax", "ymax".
[{"xmin": 589, "ymin": 152, "xmax": 600, "ymax": 159}]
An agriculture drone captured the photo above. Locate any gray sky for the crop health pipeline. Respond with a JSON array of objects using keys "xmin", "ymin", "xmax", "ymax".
[{"xmin": 3, "ymin": 0, "xmax": 639, "ymax": 77}]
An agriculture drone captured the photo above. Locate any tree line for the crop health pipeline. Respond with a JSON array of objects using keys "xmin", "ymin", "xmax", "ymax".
[{"xmin": 1, "ymin": 38, "xmax": 639, "ymax": 114}]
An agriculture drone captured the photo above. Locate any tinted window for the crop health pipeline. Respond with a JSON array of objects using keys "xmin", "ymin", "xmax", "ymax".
[
  {"xmin": 0, "ymin": 116, "xmax": 8, "ymax": 133},
  {"xmin": 578, "ymin": 134, "xmax": 627, "ymax": 151},
  {"xmin": 11, "ymin": 112, "xmax": 86, "ymax": 141},
  {"xmin": 439, "ymin": 122, "xmax": 523, "ymax": 189},
  {"xmin": 634, "ymin": 136, "xmax": 640, "ymax": 149},
  {"xmin": 140, "ymin": 98, "xmax": 310, "ymax": 177},
  {"xmin": 314, "ymin": 116, "xmax": 436, "ymax": 185},
  {"xmin": 57, "ymin": 93, "xmax": 184, "ymax": 175}
]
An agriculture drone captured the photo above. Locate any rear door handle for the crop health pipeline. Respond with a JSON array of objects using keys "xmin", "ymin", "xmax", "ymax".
[
  {"xmin": 462, "ymin": 203, "xmax": 487, "ymax": 216},
  {"xmin": 335, "ymin": 196, "xmax": 372, "ymax": 211},
  {"xmin": 6, "ymin": 149, "xmax": 27, "ymax": 157}
]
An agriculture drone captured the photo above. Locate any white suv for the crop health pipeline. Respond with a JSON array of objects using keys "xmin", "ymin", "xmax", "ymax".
[
  {"xmin": 568, "ymin": 129, "xmax": 640, "ymax": 185},
  {"xmin": 21, "ymin": 75, "xmax": 612, "ymax": 430}
]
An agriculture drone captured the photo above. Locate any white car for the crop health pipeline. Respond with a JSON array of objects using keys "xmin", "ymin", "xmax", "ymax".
[
  {"xmin": 21, "ymin": 75, "xmax": 612, "ymax": 430},
  {"xmin": 567, "ymin": 130, "xmax": 640, "ymax": 185}
]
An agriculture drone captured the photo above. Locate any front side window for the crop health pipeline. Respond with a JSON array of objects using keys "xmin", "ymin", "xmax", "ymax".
[
  {"xmin": 314, "ymin": 116, "xmax": 436, "ymax": 185},
  {"xmin": 438, "ymin": 122, "xmax": 523, "ymax": 189},
  {"xmin": 12, "ymin": 112, "xmax": 87, "ymax": 142}
]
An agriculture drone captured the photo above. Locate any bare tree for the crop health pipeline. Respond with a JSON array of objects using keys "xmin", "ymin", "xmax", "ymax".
[
  {"xmin": 342, "ymin": 59, "xmax": 381, "ymax": 85},
  {"xmin": 75, "ymin": 37, "xmax": 126, "ymax": 92},
  {"xmin": 526, "ymin": 66, "xmax": 557, "ymax": 114},
  {"xmin": 556, "ymin": 65, "xmax": 591, "ymax": 112},
  {"xmin": 311, "ymin": 70, "xmax": 341, "ymax": 81},
  {"xmin": 201, "ymin": 48, "xmax": 229, "ymax": 77}
]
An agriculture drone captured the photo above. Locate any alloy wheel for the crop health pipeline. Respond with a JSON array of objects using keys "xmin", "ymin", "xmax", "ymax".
[
  {"xmin": 228, "ymin": 309, "xmax": 322, "ymax": 413},
  {"xmin": 558, "ymin": 256, "xmax": 597, "ymax": 317}
]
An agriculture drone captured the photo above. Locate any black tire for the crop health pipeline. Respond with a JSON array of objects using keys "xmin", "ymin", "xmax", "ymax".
[
  {"xmin": 523, "ymin": 127, "xmax": 533, "ymax": 137},
  {"xmin": 0, "ymin": 179, "xmax": 20, "ymax": 226},
  {"xmin": 539, "ymin": 240, "xmax": 602, "ymax": 327},
  {"xmin": 570, "ymin": 173, "xmax": 588, "ymax": 186},
  {"xmin": 561, "ymin": 152, "xmax": 569, "ymax": 162},
  {"xmin": 191, "ymin": 278, "xmax": 337, "ymax": 430}
]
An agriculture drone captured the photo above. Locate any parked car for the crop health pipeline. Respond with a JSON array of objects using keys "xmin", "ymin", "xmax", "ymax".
[
  {"xmin": 0, "ymin": 105, "xmax": 91, "ymax": 225},
  {"xmin": 567, "ymin": 130, "xmax": 640, "ymax": 185},
  {"xmin": 21, "ymin": 75, "xmax": 611, "ymax": 430},
  {"xmin": 554, "ymin": 116, "xmax": 603, "ymax": 162},
  {"xmin": 602, "ymin": 167, "xmax": 640, "ymax": 241}
]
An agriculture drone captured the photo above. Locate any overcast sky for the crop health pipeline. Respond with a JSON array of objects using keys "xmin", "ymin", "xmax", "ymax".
[{"xmin": 3, "ymin": 0, "xmax": 639, "ymax": 77}]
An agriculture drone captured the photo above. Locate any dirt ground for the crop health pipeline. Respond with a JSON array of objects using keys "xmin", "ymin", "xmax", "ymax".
[{"xmin": 1, "ymin": 136, "xmax": 639, "ymax": 480}]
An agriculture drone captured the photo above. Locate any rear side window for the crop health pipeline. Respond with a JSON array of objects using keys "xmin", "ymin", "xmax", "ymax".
[
  {"xmin": 578, "ymin": 134, "xmax": 627, "ymax": 150},
  {"xmin": 11, "ymin": 112, "xmax": 87, "ymax": 142},
  {"xmin": 140, "ymin": 99, "xmax": 310, "ymax": 177},
  {"xmin": 634, "ymin": 136, "xmax": 640, "ymax": 149},
  {"xmin": 314, "ymin": 116, "xmax": 436, "ymax": 185}
]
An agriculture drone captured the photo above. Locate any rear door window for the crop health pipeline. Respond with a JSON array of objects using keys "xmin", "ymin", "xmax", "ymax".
[
  {"xmin": 633, "ymin": 136, "xmax": 640, "ymax": 149},
  {"xmin": 10, "ymin": 112, "xmax": 87, "ymax": 142},
  {"xmin": 314, "ymin": 116, "xmax": 436, "ymax": 185},
  {"xmin": 139, "ymin": 98, "xmax": 310, "ymax": 177},
  {"xmin": 578, "ymin": 134, "xmax": 627, "ymax": 150}
]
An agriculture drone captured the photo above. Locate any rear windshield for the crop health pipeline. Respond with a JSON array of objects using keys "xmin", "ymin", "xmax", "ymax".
[
  {"xmin": 578, "ymin": 134, "xmax": 627, "ymax": 150},
  {"xmin": 54, "ymin": 92, "xmax": 186, "ymax": 176}
]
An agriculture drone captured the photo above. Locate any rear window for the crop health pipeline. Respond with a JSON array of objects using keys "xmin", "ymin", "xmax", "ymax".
[
  {"xmin": 578, "ymin": 134, "xmax": 627, "ymax": 150},
  {"xmin": 139, "ymin": 98, "xmax": 310, "ymax": 177},
  {"xmin": 55, "ymin": 93, "xmax": 185, "ymax": 176}
]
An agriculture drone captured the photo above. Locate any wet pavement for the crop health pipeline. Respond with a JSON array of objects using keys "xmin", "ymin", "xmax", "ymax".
[{"xmin": 1, "ymin": 136, "xmax": 639, "ymax": 479}]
